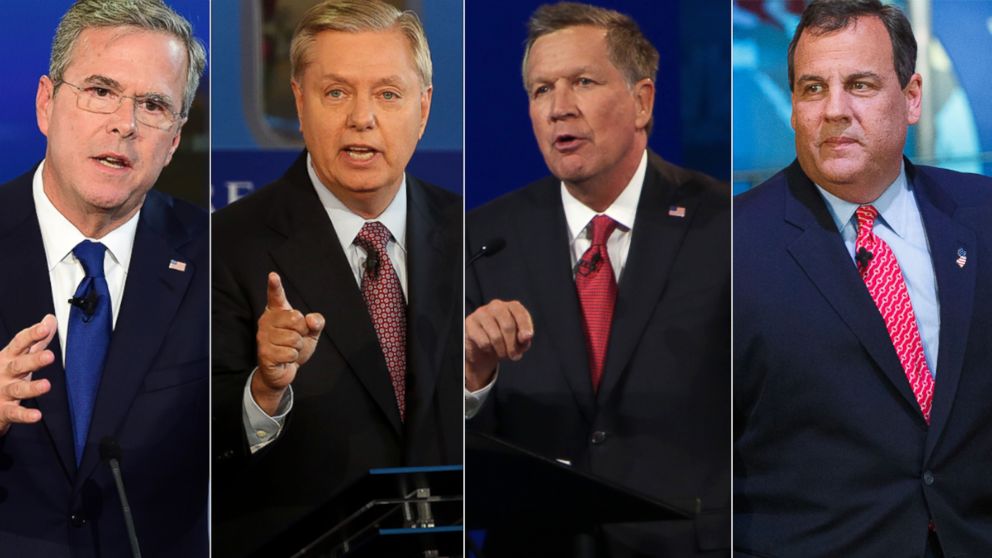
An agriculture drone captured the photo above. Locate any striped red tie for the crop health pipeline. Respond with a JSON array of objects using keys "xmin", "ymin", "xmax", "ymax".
[
  {"xmin": 576, "ymin": 215, "xmax": 618, "ymax": 393},
  {"xmin": 855, "ymin": 205, "xmax": 934, "ymax": 423}
]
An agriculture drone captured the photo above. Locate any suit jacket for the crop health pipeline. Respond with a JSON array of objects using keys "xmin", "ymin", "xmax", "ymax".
[
  {"xmin": 211, "ymin": 151, "xmax": 463, "ymax": 556},
  {"xmin": 734, "ymin": 160, "xmax": 992, "ymax": 557},
  {"xmin": 0, "ymin": 168, "xmax": 208, "ymax": 557},
  {"xmin": 466, "ymin": 152, "xmax": 731, "ymax": 556}
]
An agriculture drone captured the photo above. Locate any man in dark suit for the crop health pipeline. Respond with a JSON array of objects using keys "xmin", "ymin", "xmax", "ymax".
[
  {"xmin": 735, "ymin": 1, "xmax": 992, "ymax": 556},
  {"xmin": 211, "ymin": 1, "xmax": 462, "ymax": 555},
  {"xmin": 0, "ymin": 1, "xmax": 208, "ymax": 556},
  {"xmin": 465, "ymin": 3, "xmax": 730, "ymax": 556}
]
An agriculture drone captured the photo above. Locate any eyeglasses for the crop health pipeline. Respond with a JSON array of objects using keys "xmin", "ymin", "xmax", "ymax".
[{"xmin": 57, "ymin": 79, "xmax": 184, "ymax": 130}]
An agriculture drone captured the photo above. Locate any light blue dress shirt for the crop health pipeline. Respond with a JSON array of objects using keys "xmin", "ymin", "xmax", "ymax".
[{"xmin": 815, "ymin": 164, "xmax": 940, "ymax": 377}]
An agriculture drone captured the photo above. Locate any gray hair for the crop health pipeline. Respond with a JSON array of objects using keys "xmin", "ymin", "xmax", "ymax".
[
  {"xmin": 50, "ymin": 0, "xmax": 207, "ymax": 116},
  {"xmin": 522, "ymin": 2, "xmax": 658, "ymax": 133},
  {"xmin": 290, "ymin": 0, "xmax": 433, "ymax": 90},
  {"xmin": 788, "ymin": 0, "xmax": 917, "ymax": 91}
]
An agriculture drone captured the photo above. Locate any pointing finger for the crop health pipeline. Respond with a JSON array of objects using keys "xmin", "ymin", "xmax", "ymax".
[{"xmin": 266, "ymin": 272, "xmax": 292, "ymax": 311}]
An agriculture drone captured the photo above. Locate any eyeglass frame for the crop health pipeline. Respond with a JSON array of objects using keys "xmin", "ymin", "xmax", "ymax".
[{"xmin": 54, "ymin": 78, "xmax": 186, "ymax": 131}]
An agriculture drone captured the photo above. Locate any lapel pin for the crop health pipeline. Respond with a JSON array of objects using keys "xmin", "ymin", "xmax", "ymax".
[
  {"xmin": 956, "ymin": 248, "xmax": 967, "ymax": 269},
  {"xmin": 168, "ymin": 259, "xmax": 187, "ymax": 272},
  {"xmin": 668, "ymin": 205, "xmax": 686, "ymax": 218}
]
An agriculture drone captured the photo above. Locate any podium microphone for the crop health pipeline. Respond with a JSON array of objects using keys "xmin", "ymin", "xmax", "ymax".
[
  {"xmin": 100, "ymin": 437, "xmax": 142, "ymax": 558},
  {"xmin": 468, "ymin": 238, "xmax": 506, "ymax": 267}
]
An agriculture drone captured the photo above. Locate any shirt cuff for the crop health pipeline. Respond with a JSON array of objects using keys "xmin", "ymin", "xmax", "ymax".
[
  {"xmin": 242, "ymin": 368, "xmax": 294, "ymax": 453},
  {"xmin": 464, "ymin": 368, "xmax": 498, "ymax": 419}
]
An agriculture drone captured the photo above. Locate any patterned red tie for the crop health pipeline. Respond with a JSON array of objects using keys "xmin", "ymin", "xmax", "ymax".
[
  {"xmin": 576, "ymin": 215, "xmax": 619, "ymax": 392},
  {"xmin": 855, "ymin": 205, "xmax": 934, "ymax": 423},
  {"xmin": 355, "ymin": 221, "xmax": 407, "ymax": 420}
]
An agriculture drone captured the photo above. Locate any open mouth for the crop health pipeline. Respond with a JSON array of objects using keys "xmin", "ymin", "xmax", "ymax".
[
  {"xmin": 92, "ymin": 155, "xmax": 131, "ymax": 169},
  {"xmin": 554, "ymin": 134, "xmax": 583, "ymax": 151},
  {"xmin": 342, "ymin": 146, "xmax": 379, "ymax": 161}
]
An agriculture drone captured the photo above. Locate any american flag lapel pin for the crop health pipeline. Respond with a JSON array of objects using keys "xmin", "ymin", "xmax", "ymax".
[
  {"xmin": 668, "ymin": 205, "xmax": 686, "ymax": 218},
  {"xmin": 168, "ymin": 259, "xmax": 188, "ymax": 272},
  {"xmin": 956, "ymin": 248, "xmax": 967, "ymax": 269}
]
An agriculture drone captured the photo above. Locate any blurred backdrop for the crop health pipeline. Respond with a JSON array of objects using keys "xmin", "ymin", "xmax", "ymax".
[
  {"xmin": 733, "ymin": 0, "xmax": 992, "ymax": 194},
  {"xmin": 0, "ymin": 0, "xmax": 209, "ymax": 208},
  {"xmin": 210, "ymin": 0, "xmax": 463, "ymax": 210},
  {"xmin": 466, "ymin": 0, "xmax": 731, "ymax": 209}
]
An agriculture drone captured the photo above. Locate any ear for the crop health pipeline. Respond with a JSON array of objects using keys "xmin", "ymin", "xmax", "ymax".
[
  {"xmin": 36, "ymin": 76, "xmax": 55, "ymax": 137},
  {"xmin": 417, "ymin": 85, "xmax": 433, "ymax": 140},
  {"xmin": 904, "ymin": 72, "xmax": 922, "ymax": 125},
  {"xmin": 291, "ymin": 79, "xmax": 305, "ymax": 134},
  {"xmin": 632, "ymin": 78, "xmax": 654, "ymax": 131},
  {"xmin": 162, "ymin": 125, "xmax": 183, "ymax": 167}
]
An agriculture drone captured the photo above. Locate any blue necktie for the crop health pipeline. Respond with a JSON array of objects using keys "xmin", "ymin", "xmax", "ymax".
[{"xmin": 65, "ymin": 240, "xmax": 112, "ymax": 465}]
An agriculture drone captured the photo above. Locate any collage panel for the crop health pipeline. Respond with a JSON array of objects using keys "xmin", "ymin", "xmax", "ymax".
[
  {"xmin": 465, "ymin": 1, "xmax": 731, "ymax": 557},
  {"xmin": 0, "ymin": 0, "xmax": 209, "ymax": 556},
  {"xmin": 4, "ymin": 0, "xmax": 990, "ymax": 557},
  {"xmin": 734, "ymin": 0, "xmax": 992, "ymax": 556},
  {"xmin": 210, "ymin": 0, "xmax": 464, "ymax": 556}
]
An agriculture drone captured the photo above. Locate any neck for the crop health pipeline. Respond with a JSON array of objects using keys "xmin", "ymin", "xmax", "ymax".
[
  {"xmin": 41, "ymin": 169, "xmax": 137, "ymax": 239},
  {"xmin": 564, "ymin": 143, "xmax": 644, "ymax": 213},
  {"xmin": 812, "ymin": 162, "xmax": 902, "ymax": 205}
]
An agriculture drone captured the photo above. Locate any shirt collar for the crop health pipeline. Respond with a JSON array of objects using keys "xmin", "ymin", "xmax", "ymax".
[
  {"xmin": 306, "ymin": 153, "xmax": 407, "ymax": 251},
  {"xmin": 32, "ymin": 160, "xmax": 139, "ymax": 272},
  {"xmin": 815, "ymin": 162, "xmax": 911, "ymax": 239},
  {"xmin": 561, "ymin": 149, "xmax": 646, "ymax": 242}
]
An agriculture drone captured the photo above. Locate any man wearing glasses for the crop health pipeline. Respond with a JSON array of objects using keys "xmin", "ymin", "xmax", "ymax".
[{"xmin": 0, "ymin": 1, "xmax": 208, "ymax": 556}]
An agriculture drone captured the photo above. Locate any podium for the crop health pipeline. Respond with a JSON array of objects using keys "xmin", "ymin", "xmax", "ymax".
[
  {"xmin": 466, "ymin": 432, "xmax": 693, "ymax": 530},
  {"xmin": 252, "ymin": 465, "xmax": 463, "ymax": 558}
]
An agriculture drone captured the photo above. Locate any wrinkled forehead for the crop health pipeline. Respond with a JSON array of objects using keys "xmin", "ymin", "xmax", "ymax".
[
  {"xmin": 65, "ymin": 26, "xmax": 188, "ymax": 95},
  {"xmin": 794, "ymin": 17, "xmax": 894, "ymax": 74},
  {"xmin": 525, "ymin": 25, "xmax": 612, "ymax": 82}
]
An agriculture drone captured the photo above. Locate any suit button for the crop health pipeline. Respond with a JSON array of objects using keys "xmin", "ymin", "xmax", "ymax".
[
  {"xmin": 923, "ymin": 470, "xmax": 935, "ymax": 485},
  {"xmin": 590, "ymin": 431, "xmax": 608, "ymax": 445},
  {"xmin": 70, "ymin": 513, "xmax": 87, "ymax": 527}
]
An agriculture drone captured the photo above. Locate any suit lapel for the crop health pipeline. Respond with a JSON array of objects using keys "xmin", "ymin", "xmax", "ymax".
[
  {"xmin": 268, "ymin": 155, "xmax": 403, "ymax": 436},
  {"xmin": 0, "ymin": 171, "xmax": 75, "ymax": 477},
  {"xmin": 403, "ymin": 176, "xmax": 454, "ymax": 438},
  {"xmin": 515, "ymin": 180, "xmax": 596, "ymax": 422},
  {"xmin": 597, "ymin": 155, "xmax": 700, "ymax": 403},
  {"xmin": 782, "ymin": 162, "xmax": 926, "ymax": 422},
  {"xmin": 909, "ymin": 166, "xmax": 976, "ymax": 458},
  {"xmin": 77, "ymin": 192, "xmax": 196, "ymax": 484}
]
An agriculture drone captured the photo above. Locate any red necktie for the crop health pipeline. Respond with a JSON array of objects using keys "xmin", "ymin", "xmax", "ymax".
[
  {"xmin": 855, "ymin": 205, "xmax": 934, "ymax": 423},
  {"xmin": 576, "ymin": 215, "xmax": 619, "ymax": 392},
  {"xmin": 355, "ymin": 221, "xmax": 407, "ymax": 420}
]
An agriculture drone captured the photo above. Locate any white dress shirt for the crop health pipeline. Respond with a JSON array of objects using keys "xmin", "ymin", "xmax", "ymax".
[
  {"xmin": 32, "ymin": 161, "xmax": 139, "ymax": 364},
  {"xmin": 465, "ymin": 150, "xmax": 648, "ymax": 418},
  {"xmin": 243, "ymin": 154, "xmax": 409, "ymax": 452}
]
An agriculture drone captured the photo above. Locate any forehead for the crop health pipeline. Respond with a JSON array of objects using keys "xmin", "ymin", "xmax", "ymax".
[
  {"xmin": 794, "ymin": 16, "xmax": 895, "ymax": 78},
  {"xmin": 66, "ymin": 26, "xmax": 187, "ymax": 95},
  {"xmin": 526, "ymin": 25, "xmax": 617, "ymax": 81},
  {"xmin": 303, "ymin": 28, "xmax": 419, "ymax": 85}
]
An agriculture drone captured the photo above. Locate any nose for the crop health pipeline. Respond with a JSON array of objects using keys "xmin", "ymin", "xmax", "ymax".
[
  {"xmin": 347, "ymin": 95, "xmax": 376, "ymax": 131},
  {"xmin": 823, "ymin": 87, "xmax": 852, "ymax": 122},
  {"xmin": 106, "ymin": 97, "xmax": 137, "ymax": 137},
  {"xmin": 549, "ymin": 83, "xmax": 578, "ymax": 122}
]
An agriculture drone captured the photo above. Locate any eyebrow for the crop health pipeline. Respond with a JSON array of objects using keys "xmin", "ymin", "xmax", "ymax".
[
  {"xmin": 528, "ymin": 66, "xmax": 598, "ymax": 87},
  {"xmin": 81, "ymin": 74, "xmax": 178, "ymax": 109},
  {"xmin": 796, "ymin": 71, "xmax": 884, "ymax": 84},
  {"xmin": 318, "ymin": 73, "xmax": 412, "ymax": 89}
]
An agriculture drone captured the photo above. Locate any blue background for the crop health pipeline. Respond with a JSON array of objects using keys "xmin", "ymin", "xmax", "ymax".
[
  {"xmin": 465, "ymin": 0, "xmax": 731, "ymax": 209},
  {"xmin": 0, "ymin": 0, "xmax": 210, "ymax": 206}
]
